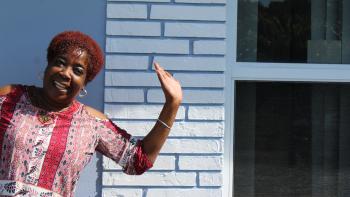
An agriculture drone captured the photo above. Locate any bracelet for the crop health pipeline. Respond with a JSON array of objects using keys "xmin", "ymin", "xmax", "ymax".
[{"xmin": 157, "ymin": 118, "xmax": 171, "ymax": 130}]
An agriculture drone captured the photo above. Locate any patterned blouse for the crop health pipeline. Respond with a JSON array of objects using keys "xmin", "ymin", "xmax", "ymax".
[{"xmin": 0, "ymin": 85, "xmax": 153, "ymax": 196}]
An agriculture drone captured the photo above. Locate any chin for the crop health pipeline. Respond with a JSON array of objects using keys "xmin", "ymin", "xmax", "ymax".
[{"xmin": 46, "ymin": 89, "xmax": 75, "ymax": 105}]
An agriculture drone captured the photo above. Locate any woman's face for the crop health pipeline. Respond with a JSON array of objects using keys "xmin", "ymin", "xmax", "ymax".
[{"xmin": 43, "ymin": 48, "xmax": 89, "ymax": 106}]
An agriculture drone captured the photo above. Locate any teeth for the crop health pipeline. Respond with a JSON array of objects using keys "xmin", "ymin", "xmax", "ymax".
[{"xmin": 54, "ymin": 81, "xmax": 68, "ymax": 92}]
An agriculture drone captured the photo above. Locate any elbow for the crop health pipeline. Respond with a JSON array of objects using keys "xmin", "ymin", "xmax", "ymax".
[{"xmin": 123, "ymin": 144, "xmax": 154, "ymax": 175}]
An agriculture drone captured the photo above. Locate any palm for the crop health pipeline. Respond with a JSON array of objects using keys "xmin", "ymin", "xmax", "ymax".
[{"xmin": 154, "ymin": 62, "xmax": 182, "ymax": 104}]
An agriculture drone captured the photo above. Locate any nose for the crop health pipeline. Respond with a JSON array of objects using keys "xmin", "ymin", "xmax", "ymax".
[{"xmin": 59, "ymin": 67, "xmax": 72, "ymax": 81}]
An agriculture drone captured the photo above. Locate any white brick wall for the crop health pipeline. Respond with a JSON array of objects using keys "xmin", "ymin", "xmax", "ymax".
[
  {"xmin": 103, "ymin": 172, "xmax": 196, "ymax": 186},
  {"xmin": 147, "ymin": 189, "xmax": 222, "ymax": 197},
  {"xmin": 150, "ymin": 5, "xmax": 225, "ymax": 21},
  {"xmin": 165, "ymin": 23, "xmax": 226, "ymax": 38},
  {"xmin": 105, "ymin": 72, "xmax": 160, "ymax": 86},
  {"xmin": 103, "ymin": 0, "xmax": 226, "ymax": 196},
  {"xmin": 106, "ymin": 38, "xmax": 189, "ymax": 54},
  {"xmin": 107, "ymin": 21, "xmax": 161, "ymax": 36},
  {"xmin": 105, "ymin": 88, "xmax": 144, "ymax": 102},
  {"xmin": 114, "ymin": 121, "xmax": 224, "ymax": 137},
  {"xmin": 109, "ymin": 0, "xmax": 170, "ymax": 2},
  {"xmin": 194, "ymin": 40, "xmax": 226, "ymax": 55},
  {"xmin": 104, "ymin": 104, "xmax": 186, "ymax": 119},
  {"xmin": 161, "ymin": 139, "xmax": 223, "ymax": 153},
  {"xmin": 174, "ymin": 73, "xmax": 225, "ymax": 87},
  {"xmin": 147, "ymin": 89, "xmax": 224, "ymax": 103},
  {"xmin": 105, "ymin": 55, "xmax": 149, "ymax": 70},
  {"xmin": 103, "ymin": 155, "xmax": 176, "ymax": 170},
  {"xmin": 199, "ymin": 172, "xmax": 223, "ymax": 186},
  {"xmin": 107, "ymin": 4, "xmax": 147, "ymax": 19},
  {"xmin": 153, "ymin": 56, "xmax": 225, "ymax": 71},
  {"xmin": 188, "ymin": 106, "xmax": 225, "ymax": 120},
  {"xmin": 176, "ymin": 0, "xmax": 226, "ymax": 3},
  {"xmin": 102, "ymin": 189, "xmax": 142, "ymax": 197},
  {"xmin": 178, "ymin": 156, "xmax": 222, "ymax": 170}
]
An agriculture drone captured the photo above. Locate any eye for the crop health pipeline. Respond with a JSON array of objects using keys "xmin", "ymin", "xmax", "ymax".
[
  {"xmin": 73, "ymin": 66, "xmax": 85, "ymax": 76},
  {"xmin": 54, "ymin": 58, "xmax": 65, "ymax": 67}
]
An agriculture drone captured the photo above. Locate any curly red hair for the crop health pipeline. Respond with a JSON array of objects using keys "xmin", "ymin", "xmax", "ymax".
[{"xmin": 47, "ymin": 31, "xmax": 104, "ymax": 83}]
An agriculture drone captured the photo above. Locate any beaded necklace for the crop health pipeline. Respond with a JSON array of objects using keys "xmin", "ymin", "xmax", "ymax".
[{"xmin": 27, "ymin": 86, "xmax": 72, "ymax": 124}]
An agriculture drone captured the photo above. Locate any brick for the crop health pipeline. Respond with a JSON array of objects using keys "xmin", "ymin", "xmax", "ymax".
[
  {"xmin": 153, "ymin": 56, "xmax": 225, "ymax": 71},
  {"xmin": 178, "ymin": 156, "xmax": 222, "ymax": 170},
  {"xmin": 103, "ymin": 155, "xmax": 175, "ymax": 170},
  {"xmin": 104, "ymin": 104, "xmax": 186, "ymax": 119},
  {"xmin": 105, "ymin": 55, "xmax": 149, "ymax": 70},
  {"xmin": 199, "ymin": 172, "xmax": 223, "ymax": 186},
  {"xmin": 151, "ymin": 5, "xmax": 225, "ymax": 21},
  {"xmin": 171, "ymin": 121, "xmax": 224, "ymax": 137},
  {"xmin": 107, "ymin": 4, "xmax": 147, "ymax": 19},
  {"xmin": 161, "ymin": 139, "xmax": 223, "ymax": 153},
  {"xmin": 194, "ymin": 40, "xmax": 226, "ymax": 55},
  {"xmin": 103, "ymin": 172, "xmax": 196, "ymax": 186},
  {"xmin": 165, "ymin": 23, "xmax": 225, "ymax": 38},
  {"xmin": 114, "ymin": 121, "xmax": 154, "ymax": 136},
  {"xmin": 147, "ymin": 89, "xmax": 224, "ymax": 104},
  {"xmin": 105, "ymin": 72, "xmax": 160, "ymax": 87},
  {"xmin": 104, "ymin": 88, "xmax": 144, "ymax": 102},
  {"xmin": 109, "ymin": 0, "xmax": 169, "ymax": 2},
  {"xmin": 188, "ymin": 106, "xmax": 224, "ymax": 120},
  {"xmin": 107, "ymin": 21, "xmax": 161, "ymax": 36},
  {"xmin": 176, "ymin": 0, "xmax": 226, "ymax": 3},
  {"xmin": 102, "ymin": 188, "xmax": 142, "ymax": 197},
  {"xmin": 147, "ymin": 189, "xmax": 222, "ymax": 197},
  {"xmin": 115, "ymin": 121, "xmax": 224, "ymax": 137},
  {"xmin": 173, "ymin": 73, "xmax": 224, "ymax": 88},
  {"xmin": 106, "ymin": 38, "xmax": 189, "ymax": 54}
]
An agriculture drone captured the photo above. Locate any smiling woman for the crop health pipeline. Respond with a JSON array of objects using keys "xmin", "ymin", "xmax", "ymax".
[
  {"xmin": 0, "ymin": 31, "xmax": 182, "ymax": 197},
  {"xmin": 32, "ymin": 31, "xmax": 102, "ymax": 112}
]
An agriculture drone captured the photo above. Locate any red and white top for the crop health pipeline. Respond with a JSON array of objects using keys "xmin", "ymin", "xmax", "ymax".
[{"xmin": 0, "ymin": 85, "xmax": 153, "ymax": 196}]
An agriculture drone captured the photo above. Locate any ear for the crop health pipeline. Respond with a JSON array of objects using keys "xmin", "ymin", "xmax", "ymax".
[
  {"xmin": 42, "ymin": 66, "xmax": 49, "ymax": 80},
  {"xmin": 84, "ymin": 78, "xmax": 89, "ymax": 86}
]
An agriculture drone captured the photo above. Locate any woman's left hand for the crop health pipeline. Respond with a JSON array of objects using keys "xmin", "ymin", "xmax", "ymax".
[{"xmin": 154, "ymin": 62, "xmax": 183, "ymax": 105}]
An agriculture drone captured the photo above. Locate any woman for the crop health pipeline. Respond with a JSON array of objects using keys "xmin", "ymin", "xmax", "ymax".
[{"xmin": 0, "ymin": 31, "xmax": 182, "ymax": 196}]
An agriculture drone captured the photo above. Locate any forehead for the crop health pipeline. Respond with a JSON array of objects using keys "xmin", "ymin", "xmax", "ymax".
[{"xmin": 59, "ymin": 48, "xmax": 89, "ymax": 65}]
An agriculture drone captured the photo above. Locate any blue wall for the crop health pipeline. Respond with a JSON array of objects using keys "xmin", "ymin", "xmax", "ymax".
[{"xmin": 0, "ymin": 1, "xmax": 106, "ymax": 196}]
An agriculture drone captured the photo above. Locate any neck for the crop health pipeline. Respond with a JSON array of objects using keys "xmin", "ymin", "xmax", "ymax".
[{"xmin": 31, "ymin": 87, "xmax": 72, "ymax": 112}]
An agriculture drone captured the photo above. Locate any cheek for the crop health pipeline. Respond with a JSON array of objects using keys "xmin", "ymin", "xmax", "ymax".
[
  {"xmin": 72, "ymin": 76, "xmax": 86, "ymax": 90},
  {"xmin": 44, "ymin": 66, "xmax": 59, "ymax": 77},
  {"xmin": 43, "ymin": 67, "xmax": 53, "ymax": 82}
]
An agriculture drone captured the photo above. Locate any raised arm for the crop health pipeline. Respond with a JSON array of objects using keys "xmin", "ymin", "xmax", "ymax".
[{"xmin": 142, "ymin": 62, "xmax": 183, "ymax": 163}]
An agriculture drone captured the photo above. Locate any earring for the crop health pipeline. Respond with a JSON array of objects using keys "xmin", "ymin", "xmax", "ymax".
[
  {"xmin": 79, "ymin": 88, "xmax": 88, "ymax": 98},
  {"xmin": 37, "ymin": 71, "xmax": 44, "ymax": 80}
]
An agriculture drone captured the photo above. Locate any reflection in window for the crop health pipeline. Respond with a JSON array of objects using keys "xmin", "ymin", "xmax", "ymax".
[
  {"xmin": 234, "ymin": 82, "xmax": 350, "ymax": 197},
  {"xmin": 237, "ymin": 0, "xmax": 349, "ymax": 64}
]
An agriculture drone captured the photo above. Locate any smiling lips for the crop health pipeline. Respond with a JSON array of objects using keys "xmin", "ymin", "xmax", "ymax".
[{"xmin": 53, "ymin": 81, "xmax": 68, "ymax": 93}]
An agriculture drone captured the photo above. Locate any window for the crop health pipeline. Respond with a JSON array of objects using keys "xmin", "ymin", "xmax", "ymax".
[
  {"xmin": 234, "ymin": 82, "xmax": 350, "ymax": 197},
  {"xmin": 237, "ymin": 0, "xmax": 348, "ymax": 64},
  {"xmin": 224, "ymin": 0, "xmax": 350, "ymax": 197}
]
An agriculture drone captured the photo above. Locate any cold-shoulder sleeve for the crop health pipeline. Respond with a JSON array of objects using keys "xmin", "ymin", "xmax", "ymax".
[
  {"xmin": 95, "ymin": 119, "xmax": 153, "ymax": 175},
  {"xmin": 0, "ymin": 96, "xmax": 6, "ymax": 111},
  {"xmin": 0, "ymin": 85, "xmax": 24, "ymax": 117}
]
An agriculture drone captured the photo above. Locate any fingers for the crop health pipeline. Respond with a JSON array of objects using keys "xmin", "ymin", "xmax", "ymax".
[
  {"xmin": 164, "ymin": 70, "xmax": 172, "ymax": 77},
  {"xmin": 153, "ymin": 62, "xmax": 171, "ymax": 80},
  {"xmin": 154, "ymin": 62, "xmax": 163, "ymax": 72},
  {"xmin": 154, "ymin": 62, "xmax": 172, "ymax": 78}
]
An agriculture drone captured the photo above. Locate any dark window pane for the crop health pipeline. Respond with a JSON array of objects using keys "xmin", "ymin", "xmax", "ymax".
[
  {"xmin": 234, "ymin": 82, "xmax": 350, "ymax": 197},
  {"xmin": 237, "ymin": 0, "xmax": 349, "ymax": 64}
]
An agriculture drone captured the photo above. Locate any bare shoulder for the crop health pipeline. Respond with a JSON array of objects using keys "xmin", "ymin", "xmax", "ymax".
[
  {"xmin": 84, "ymin": 105, "xmax": 108, "ymax": 121},
  {"xmin": 0, "ymin": 85, "xmax": 14, "ymax": 96}
]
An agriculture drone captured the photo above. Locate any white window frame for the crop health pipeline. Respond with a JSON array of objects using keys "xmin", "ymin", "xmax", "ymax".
[{"xmin": 223, "ymin": 0, "xmax": 350, "ymax": 197}]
